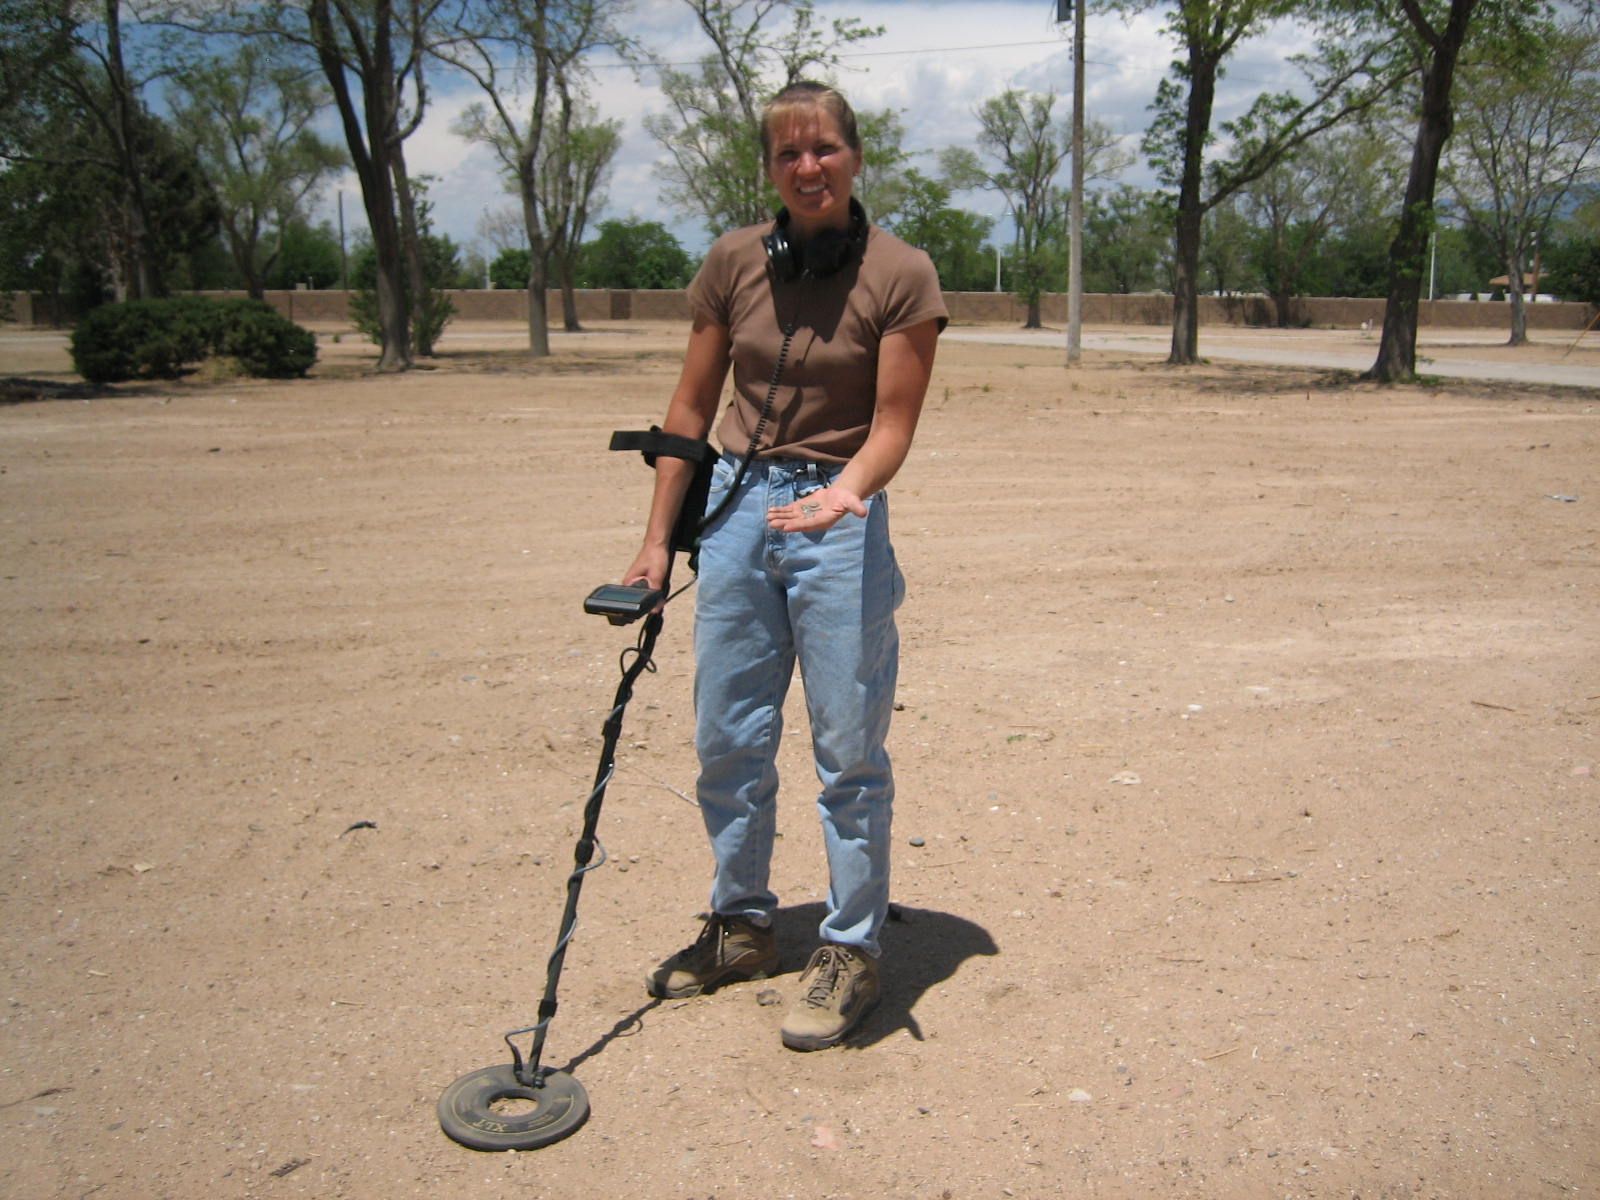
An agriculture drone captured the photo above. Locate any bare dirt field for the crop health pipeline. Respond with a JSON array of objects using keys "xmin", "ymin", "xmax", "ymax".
[{"xmin": 2, "ymin": 321, "xmax": 1597, "ymax": 1199}]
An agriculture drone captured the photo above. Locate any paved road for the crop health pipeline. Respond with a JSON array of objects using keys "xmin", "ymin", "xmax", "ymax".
[{"xmin": 945, "ymin": 326, "xmax": 1600, "ymax": 391}]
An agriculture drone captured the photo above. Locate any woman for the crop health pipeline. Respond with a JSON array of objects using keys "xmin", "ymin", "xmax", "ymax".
[{"xmin": 624, "ymin": 81, "xmax": 946, "ymax": 1051}]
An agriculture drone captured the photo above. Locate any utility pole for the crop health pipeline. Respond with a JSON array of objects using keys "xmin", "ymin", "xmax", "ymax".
[
  {"xmin": 338, "ymin": 191, "xmax": 348, "ymax": 293},
  {"xmin": 1059, "ymin": 0, "xmax": 1084, "ymax": 364}
]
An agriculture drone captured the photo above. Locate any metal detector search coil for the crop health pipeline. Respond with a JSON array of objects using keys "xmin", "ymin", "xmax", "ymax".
[{"xmin": 437, "ymin": 1063, "xmax": 589, "ymax": 1151}]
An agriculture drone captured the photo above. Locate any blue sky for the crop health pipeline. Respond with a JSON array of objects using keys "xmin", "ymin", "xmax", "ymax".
[{"xmin": 312, "ymin": 0, "xmax": 1317, "ymax": 261}]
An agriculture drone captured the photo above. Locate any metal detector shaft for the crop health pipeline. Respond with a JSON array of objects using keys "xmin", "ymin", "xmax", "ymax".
[{"xmin": 515, "ymin": 610, "xmax": 665, "ymax": 1084}]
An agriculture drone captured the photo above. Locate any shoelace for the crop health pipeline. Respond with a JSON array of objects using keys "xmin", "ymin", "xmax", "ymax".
[
  {"xmin": 802, "ymin": 948, "xmax": 847, "ymax": 1007},
  {"xmin": 672, "ymin": 921, "xmax": 723, "ymax": 966},
  {"xmin": 677, "ymin": 915, "xmax": 734, "ymax": 963}
]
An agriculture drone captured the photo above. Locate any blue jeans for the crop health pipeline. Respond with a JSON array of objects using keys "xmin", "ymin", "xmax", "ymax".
[{"xmin": 693, "ymin": 454, "xmax": 905, "ymax": 957}]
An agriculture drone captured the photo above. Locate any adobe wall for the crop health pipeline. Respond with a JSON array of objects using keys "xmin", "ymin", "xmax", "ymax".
[{"xmin": 6, "ymin": 288, "xmax": 1593, "ymax": 331}]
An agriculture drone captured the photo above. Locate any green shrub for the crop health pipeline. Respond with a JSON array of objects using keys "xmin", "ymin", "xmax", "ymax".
[
  {"xmin": 70, "ymin": 297, "xmax": 317, "ymax": 384},
  {"xmin": 216, "ymin": 300, "xmax": 317, "ymax": 377}
]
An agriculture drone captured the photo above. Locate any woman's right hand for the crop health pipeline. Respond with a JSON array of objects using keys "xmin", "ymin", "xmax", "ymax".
[{"xmin": 623, "ymin": 542, "xmax": 670, "ymax": 594}]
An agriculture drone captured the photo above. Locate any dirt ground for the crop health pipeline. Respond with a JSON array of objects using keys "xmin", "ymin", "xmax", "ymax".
[{"xmin": 2, "ymin": 321, "xmax": 1597, "ymax": 1199}]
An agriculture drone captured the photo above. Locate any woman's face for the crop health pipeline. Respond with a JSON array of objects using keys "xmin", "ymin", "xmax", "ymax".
[{"xmin": 765, "ymin": 104, "xmax": 860, "ymax": 235}]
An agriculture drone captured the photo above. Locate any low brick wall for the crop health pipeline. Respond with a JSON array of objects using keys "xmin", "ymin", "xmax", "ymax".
[{"xmin": 6, "ymin": 287, "xmax": 1593, "ymax": 331}]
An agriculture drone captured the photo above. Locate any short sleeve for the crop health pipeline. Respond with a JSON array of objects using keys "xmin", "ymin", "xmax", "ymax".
[
  {"xmin": 686, "ymin": 235, "xmax": 736, "ymax": 327},
  {"xmin": 879, "ymin": 244, "xmax": 949, "ymax": 337}
]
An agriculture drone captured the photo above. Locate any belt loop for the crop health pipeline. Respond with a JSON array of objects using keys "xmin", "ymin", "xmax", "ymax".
[{"xmin": 803, "ymin": 462, "xmax": 820, "ymax": 486}]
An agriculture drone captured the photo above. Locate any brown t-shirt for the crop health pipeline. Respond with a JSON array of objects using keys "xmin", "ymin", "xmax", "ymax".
[{"xmin": 687, "ymin": 222, "xmax": 949, "ymax": 464}]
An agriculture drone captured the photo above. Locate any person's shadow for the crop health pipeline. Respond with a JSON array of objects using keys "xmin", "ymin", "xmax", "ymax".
[{"xmin": 774, "ymin": 901, "xmax": 998, "ymax": 1048}]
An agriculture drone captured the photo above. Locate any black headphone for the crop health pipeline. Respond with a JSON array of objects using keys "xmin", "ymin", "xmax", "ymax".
[{"xmin": 763, "ymin": 197, "xmax": 869, "ymax": 282}]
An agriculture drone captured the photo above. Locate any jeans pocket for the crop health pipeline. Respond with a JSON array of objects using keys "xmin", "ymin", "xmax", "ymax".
[{"xmin": 706, "ymin": 455, "xmax": 738, "ymax": 499}]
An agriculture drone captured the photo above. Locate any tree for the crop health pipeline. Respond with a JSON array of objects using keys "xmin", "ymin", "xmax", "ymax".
[
  {"xmin": 439, "ymin": 0, "xmax": 623, "ymax": 355},
  {"xmin": 0, "ymin": 0, "xmax": 75, "ymax": 135},
  {"xmin": 541, "ymin": 100, "xmax": 622, "ymax": 330},
  {"xmin": 476, "ymin": 204, "xmax": 527, "ymax": 257},
  {"xmin": 943, "ymin": 90, "xmax": 1126, "ymax": 328},
  {"xmin": 298, "ymin": 0, "xmax": 443, "ymax": 368},
  {"xmin": 170, "ymin": 42, "xmax": 345, "ymax": 299},
  {"xmin": 265, "ymin": 216, "xmax": 343, "ymax": 289},
  {"xmin": 1417, "ymin": 221, "xmax": 1502, "ymax": 296},
  {"xmin": 854, "ymin": 107, "xmax": 913, "ymax": 227},
  {"xmin": 2, "ymin": 83, "xmax": 221, "ymax": 307},
  {"xmin": 1200, "ymin": 195, "xmax": 1256, "ymax": 298},
  {"xmin": 1082, "ymin": 184, "xmax": 1174, "ymax": 294},
  {"xmin": 941, "ymin": 91, "xmax": 1067, "ymax": 329},
  {"xmin": 0, "ymin": 153, "xmax": 110, "ymax": 314},
  {"xmin": 4, "ymin": 0, "xmax": 223, "ymax": 300},
  {"xmin": 349, "ymin": 216, "xmax": 457, "ymax": 350},
  {"xmin": 1543, "ymin": 194, "xmax": 1600, "ymax": 303},
  {"xmin": 884, "ymin": 168, "xmax": 996, "ymax": 292},
  {"xmin": 177, "ymin": 0, "xmax": 450, "ymax": 369},
  {"xmin": 1238, "ymin": 125, "xmax": 1401, "ymax": 322},
  {"xmin": 577, "ymin": 218, "xmax": 694, "ymax": 288},
  {"xmin": 1125, "ymin": 0, "xmax": 1408, "ymax": 363},
  {"xmin": 1544, "ymin": 231, "xmax": 1600, "ymax": 303},
  {"xmin": 457, "ymin": 247, "xmax": 488, "ymax": 289},
  {"xmin": 1365, "ymin": 0, "xmax": 1553, "ymax": 381},
  {"xmin": 1443, "ymin": 15, "xmax": 1600, "ymax": 343},
  {"xmin": 490, "ymin": 246, "xmax": 531, "ymax": 290},
  {"xmin": 644, "ymin": 0, "xmax": 880, "ymax": 236}
]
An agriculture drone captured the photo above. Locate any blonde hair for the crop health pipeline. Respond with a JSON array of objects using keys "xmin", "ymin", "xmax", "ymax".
[{"xmin": 759, "ymin": 81, "xmax": 861, "ymax": 168}]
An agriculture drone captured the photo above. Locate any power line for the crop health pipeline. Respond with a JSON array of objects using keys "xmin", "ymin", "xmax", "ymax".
[
  {"xmin": 595, "ymin": 35, "xmax": 1071, "ymax": 69},
  {"xmin": 838, "ymin": 37, "xmax": 1064, "ymax": 59}
]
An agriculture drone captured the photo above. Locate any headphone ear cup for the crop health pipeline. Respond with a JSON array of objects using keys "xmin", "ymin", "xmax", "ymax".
[{"xmin": 763, "ymin": 214, "xmax": 800, "ymax": 282}]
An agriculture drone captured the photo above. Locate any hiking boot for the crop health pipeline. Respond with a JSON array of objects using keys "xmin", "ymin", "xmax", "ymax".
[
  {"xmin": 780, "ymin": 944, "xmax": 880, "ymax": 1051},
  {"xmin": 646, "ymin": 913, "xmax": 778, "ymax": 999}
]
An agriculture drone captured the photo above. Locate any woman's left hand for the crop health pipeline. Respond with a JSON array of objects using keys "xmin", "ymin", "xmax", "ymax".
[{"xmin": 767, "ymin": 486, "xmax": 867, "ymax": 533}]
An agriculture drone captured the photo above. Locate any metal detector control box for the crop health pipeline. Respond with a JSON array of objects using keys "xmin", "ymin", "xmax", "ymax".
[{"xmin": 584, "ymin": 583, "xmax": 664, "ymax": 625}]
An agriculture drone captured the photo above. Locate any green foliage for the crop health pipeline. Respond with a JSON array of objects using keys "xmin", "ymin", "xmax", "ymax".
[
  {"xmin": 348, "ymin": 231, "xmax": 457, "ymax": 349},
  {"xmin": 173, "ymin": 235, "xmax": 250, "ymax": 292},
  {"xmin": 1443, "ymin": 13, "xmax": 1600, "ymax": 317},
  {"xmin": 1543, "ymin": 233, "xmax": 1600, "ymax": 304},
  {"xmin": 576, "ymin": 220, "xmax": 694, "ymax": 288},
  {"xmin": 69, "ymin": 297, "xmax": 316, "ymax": 383},
  {"xmin": 1081, "ymin": 186, "xmax": 1174, "ymax": 293},
  {"xmin": 169, "ymin": 41, "xmax": 347, "ymax": 297},
  {"xmin": 0, "ymin": 156, "xmax": 102, "ymax": 306},
  {"xmin": 71, "ymin": 297, "xmax": 213, "ymax": 382},
  {"xmin": 854, "ymin": 108, "xmax": 913, "ymax": 227},
  {"xmin": 0, "ymin": 0, "xmax": 75, "ymax": 136},
  {"xmin": 2, "ymin": 90, "xmax": 221, "ymax": 304},
  {"xmin": 490, "ymin": 248, "xmax": 532, "ymax": 291},
  {"xmin": 4, "ymin": 1, "xmax": 224, "ymax": 301},
  {"xmin": 886, "ymin": 170, "xmax": 996, "ymax": 291},
  {"xmin": 265, "ymin": 219, "xmax": 344, "ymax": 291},
  {"xmin": 1201, "ymin": 198, "xmax": 1258, "ymax": 296},
  {"xmin": 215, "ymin": 301, "xmax": 318, "ymax": 377},
  {"xmin": 943, "ymin": 90, "xmax": 1071, "ymax": 323}
]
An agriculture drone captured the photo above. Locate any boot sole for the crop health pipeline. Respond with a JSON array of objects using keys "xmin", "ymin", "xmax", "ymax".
[
  {"xmin": 645, "ymin": 964, "xmax": 775, "ymax": 1000},
  {"xmin": 780, "ymin": 993, "xmax": 880, "ymax": 1051}
]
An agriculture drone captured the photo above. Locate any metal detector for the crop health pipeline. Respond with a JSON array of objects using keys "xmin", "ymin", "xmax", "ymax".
[{"xmin": 437, "ymin": 430, "xmax": 716, "ymax": 1152}]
